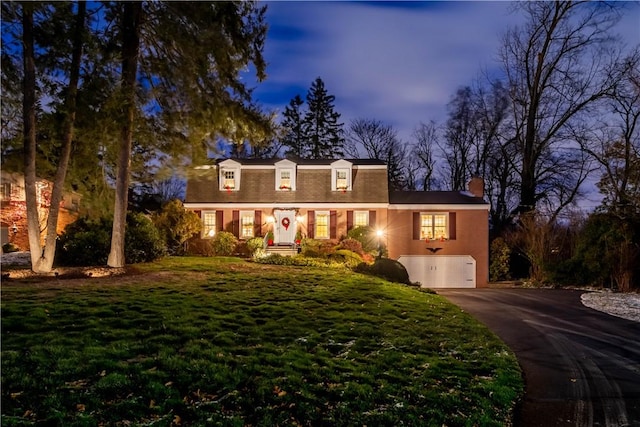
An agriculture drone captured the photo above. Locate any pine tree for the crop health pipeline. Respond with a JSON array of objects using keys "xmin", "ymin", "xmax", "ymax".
[
  {"xmin": 302, "ymin": 77, "xmax": 344, "ymax": 159},
  {"xmin": 281, "ymin": 95, "xmax": 305, "ymax": 158}
]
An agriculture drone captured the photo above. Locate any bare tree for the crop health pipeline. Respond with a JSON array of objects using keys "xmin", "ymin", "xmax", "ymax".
[
  {"xmin": 345, "ymin": 118, "xmax": 408, "ymax": 190},
  {"xmin": 441, "ymin": 86, "xmax": 476, "ymax": 191},
  {"xmin": 500, "ymin": 1, "xmax": 627, "ymax": 217},
  {"xmin": 410, "ymin": 121, "xmax": 439, "ymax": 190},
  {"xmin": 587, "ymin": 49, "xmax": 640, "ymax": 218}
]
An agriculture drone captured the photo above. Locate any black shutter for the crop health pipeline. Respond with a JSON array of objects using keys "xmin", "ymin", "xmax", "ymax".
[
  {"xmin": 216, "ymin": 211, "xmax": 224, "ymax": 232},
  {"xmin": 254, "ymin": 211, "xmax": 262, "ymax": 237},
  {"xmin": 330, "ymin": 210, "xmax": 337, "ymax": 239},
  {"xmin": 449, "ymin": 212, "xmax": 456, "ymax": 240},
  {"xmin": 369, "ymin": 211, "xmax": 376, "ymax": 228},
  {"xmin": 413, "ymin": 212, "xmax": 421, "ymax": 240},
  {"xmin": 308, "ymin": 211, "xmax": 315, "ymax": 239},
  {"xmin": 232, "ymin": 210, "xmax": 239, "ymax": 237},
  {"xmin": 347, "ymin": 211, "xmax": 353, "ymax": 230}
]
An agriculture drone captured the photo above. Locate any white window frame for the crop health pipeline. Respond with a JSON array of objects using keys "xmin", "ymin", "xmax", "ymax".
[
  {"xmin": 420, "ymin": 212, "xmax": 448, "ymax": 241},
  {"xmin": 202, "ymin": 211, "xmax": 217, "ymax": 238},
  {"xmin": 276, "ymin": 168, "xmax": 294, "ymax": 191},
  {"xmin": 315, "ymin": 210, "xmax": 330, "ymax": 239},
  {"xmin": 331, "ymin": 160, "xmax": 353, "ymax": 192},
  {"xmin": 354, "ymin": 210, "xmax": 369, "ymax": 227},
  {"xmin": 219, "ymin": 160, "xmax": 242, "ymax": 191},
  {"xmin": 240, "ymin": 210, "xmax": 254, "ymax": 239}
]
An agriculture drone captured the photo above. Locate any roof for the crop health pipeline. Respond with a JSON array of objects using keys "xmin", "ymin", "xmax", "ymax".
[
  {"xmin": 389, "ymin": 191, "xmax": 488, "ymax": 205},
  {"xmin": 210, "ymin": 157, "xmax": 386, "ymax": 166}
]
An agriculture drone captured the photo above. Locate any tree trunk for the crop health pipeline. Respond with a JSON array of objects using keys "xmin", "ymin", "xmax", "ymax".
[
  {"xmin": 21, "ymin": 4, "xmax": 46, "ymax": 272},
  {"xmin": 37, "ymin": 1, "xmax": 86, "ymax": 272},
  {"xmin": 107, "ymin": 1, "xmax": 142, "ymax": 268}
]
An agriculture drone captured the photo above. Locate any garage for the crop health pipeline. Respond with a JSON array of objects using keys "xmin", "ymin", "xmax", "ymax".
[{"xmin": 398, "ymin": 255, "xmax": 476, "ymax": 288}]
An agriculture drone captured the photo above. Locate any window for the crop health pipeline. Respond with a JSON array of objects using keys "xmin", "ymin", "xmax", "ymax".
[
  {"xmin": 223, "ymin": 170, "xmax": 236, "ymax": 190},
  {"xmin": 354, "ymin": 211, "xmax": 369, "ymax": 227},
  {"xmin": 0, "ymin": 183, "xmax": 11, "ymax": 201},
  {"xmin": 420, "ymin": 213, "xmax": 448, "ymax": 240},
  {"xmin": 202, "ymin": 211, "xmax": 217, "ymax": 238},
  {"xmin": 336, "ymin": 169, "xmax": 349, "ymax": 190},
  {"xmin": 278, "ymin": 170, "xmax": 292, "ymax": 190},
  {"xmin": 315, "ymin": 211, "xmax": 329, "ymax": 239},
  {"xmin": 240, "ymin": 211, "xmax": 254, "ymax": 238}
]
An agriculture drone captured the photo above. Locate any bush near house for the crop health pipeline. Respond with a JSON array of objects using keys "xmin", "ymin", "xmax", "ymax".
[
  {"xmin": 56, "ymin": 213, "xmax": 166, "ymax": 266},
  {"xmin": 152, "ymin": 199, "xmax": 202, "ymax": 255},
  {"xmin": 211, "ymin": 231, "xmax": 238, "ymax": 256},
  {"xmin": 355, "ymin": 258, "xmax": 411, "ymax": 285},
  {"xmin": 347, "ymin": 226, "xmax": 378, "ymax": 252}
]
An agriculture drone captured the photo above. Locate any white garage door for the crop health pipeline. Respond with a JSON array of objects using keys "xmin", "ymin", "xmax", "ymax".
[{"xmin": 398, "ymin": 255, "xmax": 476, "ymax": 288}]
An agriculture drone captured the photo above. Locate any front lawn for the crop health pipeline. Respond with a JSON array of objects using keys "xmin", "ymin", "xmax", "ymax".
[{"xmin": 1, "ymin": 257, "xmax": 523, "ymax": 426}]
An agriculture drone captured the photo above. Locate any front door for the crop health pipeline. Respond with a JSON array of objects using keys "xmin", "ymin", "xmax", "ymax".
[{"xmin": 274, "ymin": 209, "xmax": 296, "ymax": 244}]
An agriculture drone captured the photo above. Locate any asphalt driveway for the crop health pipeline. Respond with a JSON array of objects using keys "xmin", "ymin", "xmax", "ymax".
[{"xmin": 437, "ymin": 289, "xmax": 640, "ymax": 427}]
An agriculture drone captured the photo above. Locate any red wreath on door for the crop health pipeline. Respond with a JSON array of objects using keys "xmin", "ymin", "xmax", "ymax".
[{"xmin": 281, "ymin": 217, "xmax": 290, "ymax": 230}]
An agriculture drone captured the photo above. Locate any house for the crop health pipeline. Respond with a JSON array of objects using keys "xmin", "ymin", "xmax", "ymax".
[
  {"xmin": 0, "ymin": 171, "xmax": 80, "ymax": 250},
  {"xmin": 184, "ymin": 158, "xmax": 489, "ymax": 288}
]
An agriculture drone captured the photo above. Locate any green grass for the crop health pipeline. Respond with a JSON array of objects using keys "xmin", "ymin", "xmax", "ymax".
[{"xmin": 1, "ymin": 257, "xmax": 523, "ymax": 426}]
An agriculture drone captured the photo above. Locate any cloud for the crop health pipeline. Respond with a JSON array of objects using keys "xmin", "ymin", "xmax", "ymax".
[{"xmin": 253, "ymin": 1, "xmax": 639, "ymax": 141}]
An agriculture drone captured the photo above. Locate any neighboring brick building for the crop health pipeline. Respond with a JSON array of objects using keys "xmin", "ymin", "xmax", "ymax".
[
  {"xmin": 184, "ymin": 158, "xmax": 489, "ymax": 288},
  {"xmin": 0, "ymin": 171, "xmax": 80, "ymax": 251}
]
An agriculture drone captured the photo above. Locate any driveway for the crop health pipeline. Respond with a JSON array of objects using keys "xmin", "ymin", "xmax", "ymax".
[{"xmin": 436, "ymin": 289, "xmax": 640, "ymax": 427}]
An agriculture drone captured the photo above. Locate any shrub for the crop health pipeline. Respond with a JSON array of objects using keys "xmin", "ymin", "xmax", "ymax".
[
  {"xmin": 490, "ymin": 237, "xmax": 511, "ymax": 282},
  {"xmin": 57, "ymin": 217, "xmax": 112, "ymax": 266},
  {"xmin": 330, "ymin": 249, "xmax": 364, "ymax": 267},
  {"xmin": 347, "ymin": 226, "xmax": 377, "ymax": 252},
  {"xmin": 185, "ymin": 238, "xmax": 215, "ymax": 257},
  {"xmin": 152, "ymin": 199, "xmax": 201, "ymax": 255},
  {"xmin": 56, "ymin": 213, "xmax": 166, "ymax": 266},
  {"xmin": 300, "ymin": 238, "xmax": 336, "ymax": 258},
  {"xmin": 337, "ymin": 238, "xmax": 364, "ymax": 256},
  {"xmin": 246, "ymin": 237, "xmax": 265, "ymax": 256},
  {"xmin": 355, "ymin": 258, "xmax": 411, "ymax": 285},
  {"xmin": 125, "ymin": 212, "xmax": 167, "ymax": 263},
  {"xmin": 211, "ymin": 231, "xmax": 238, "ymax": 256},
  {"xmin": 2, "ymin": 242, "xmax": 20, "ymax": 253}
]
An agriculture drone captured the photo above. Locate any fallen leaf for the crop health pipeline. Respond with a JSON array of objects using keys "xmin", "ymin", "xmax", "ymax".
[
  {"xmin": 165, "ymin": 381, "xmax": 173, "ymax": 387},
  {"xmin": 172, "ymin": 415, "xmax": 182, "ymax": 425},
  {"xmin": 76, "ymin": 404, "xmax": 85, "ymax": 412},
  {"xmin": 10, "ymin": 391, "xmax": 23, "ymax": 399}
]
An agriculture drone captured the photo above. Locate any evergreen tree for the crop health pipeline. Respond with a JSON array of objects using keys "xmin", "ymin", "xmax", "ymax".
[
  {"xmin": 302, "ymin": 77, "xmax": 344, "ymax": 159},
  {"xmin": 281, "ymin": 95, "xmax": 305, "ymax": 157}
]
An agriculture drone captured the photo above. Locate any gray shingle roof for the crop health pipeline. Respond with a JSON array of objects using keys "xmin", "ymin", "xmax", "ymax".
[{"xmin": 389, "ymin": 191, "xmax": 488, "ymax": 205}]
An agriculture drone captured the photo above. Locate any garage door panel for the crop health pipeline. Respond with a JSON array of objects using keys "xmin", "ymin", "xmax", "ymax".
[{"xmin": 398, "ymin": 255, "xmax": 476, "ymax": 288}]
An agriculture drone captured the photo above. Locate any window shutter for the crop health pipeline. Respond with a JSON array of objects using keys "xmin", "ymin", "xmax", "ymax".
[
  {"xmin": 449, "ymin": 212, "xmax": 456, "ymax": 240},
  {"xmin": 347, "ymin": 211, "xmax": 353, "ymax": 230},
  {"xmin": 254, "ymin": 211, "xmax": 262, "ymax": 237},
  {"xmin": 216, "ymin": 211, "xmax": 224, "ymax": 232},
  {"xmin": 369, "ymin": 211, "xmax": 376, "ymax": 228},
  {"xmin": 413, "ymin": 212, "xmax": 420, "ymax": 240},
  {"xmin": 330, "ymin": 210, "xmax": 337, "ymax": 239},
  {"xmin": 308, "ymin": 211, "xmax": 315, "ymax": 239},
  {"xmin": 232, "ymin": 210, "xmax": 239, "ymax": 237}
]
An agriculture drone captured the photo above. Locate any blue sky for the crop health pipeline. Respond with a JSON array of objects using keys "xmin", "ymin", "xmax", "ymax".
[{"xmin": 250, "ymin": 1, "xmax": 640, "ymax": 142}]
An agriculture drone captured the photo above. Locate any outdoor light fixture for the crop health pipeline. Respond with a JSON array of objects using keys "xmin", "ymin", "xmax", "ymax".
[
  {"xmin": 296, "ymin": 215, "xmax": 304, "ymax": 222},
  {"xmin": 266, "ymin": 216, "xmax": 275, "ymax": 224},
  {"xmin": 207, "ymin": 229, "xmax": 215, "ymax": 237},
  {"xmin": 376, "ymin": 229, "xmax": 384, "ymax": 237}
]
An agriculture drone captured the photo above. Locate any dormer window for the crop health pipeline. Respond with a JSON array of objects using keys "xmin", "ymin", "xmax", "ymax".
[
  {"xmin": 223, "ymin": 170, "xmax": 235, "ymax": 190},
  {"xmin": 336, "ymin": 170, "xmax": 348, "ymax": 190},
  {"xmin": 331, "ymin": 160, "xmax": 353, "ymax": 192},
  {"xmin": 219, "ymin": 159, "xmax": 241, "ymax": 192},
  {"xmin": 279, "ymin": 170, "xmax": 292, "ymax": 190},
  {"xmin": 275, "ymin": 159, "xmax": 297, "ymax": 191}
]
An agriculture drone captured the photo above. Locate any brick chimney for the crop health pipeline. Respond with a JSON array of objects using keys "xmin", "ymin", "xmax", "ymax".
[{"xmin": 468, "ymin": 176, "xmax": 484, "ymax": 198}]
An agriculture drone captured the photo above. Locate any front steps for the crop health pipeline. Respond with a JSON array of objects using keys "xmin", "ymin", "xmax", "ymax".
[{"xmin": 265, "ymin": 244, "xmax": 299, "ymax": 257}]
